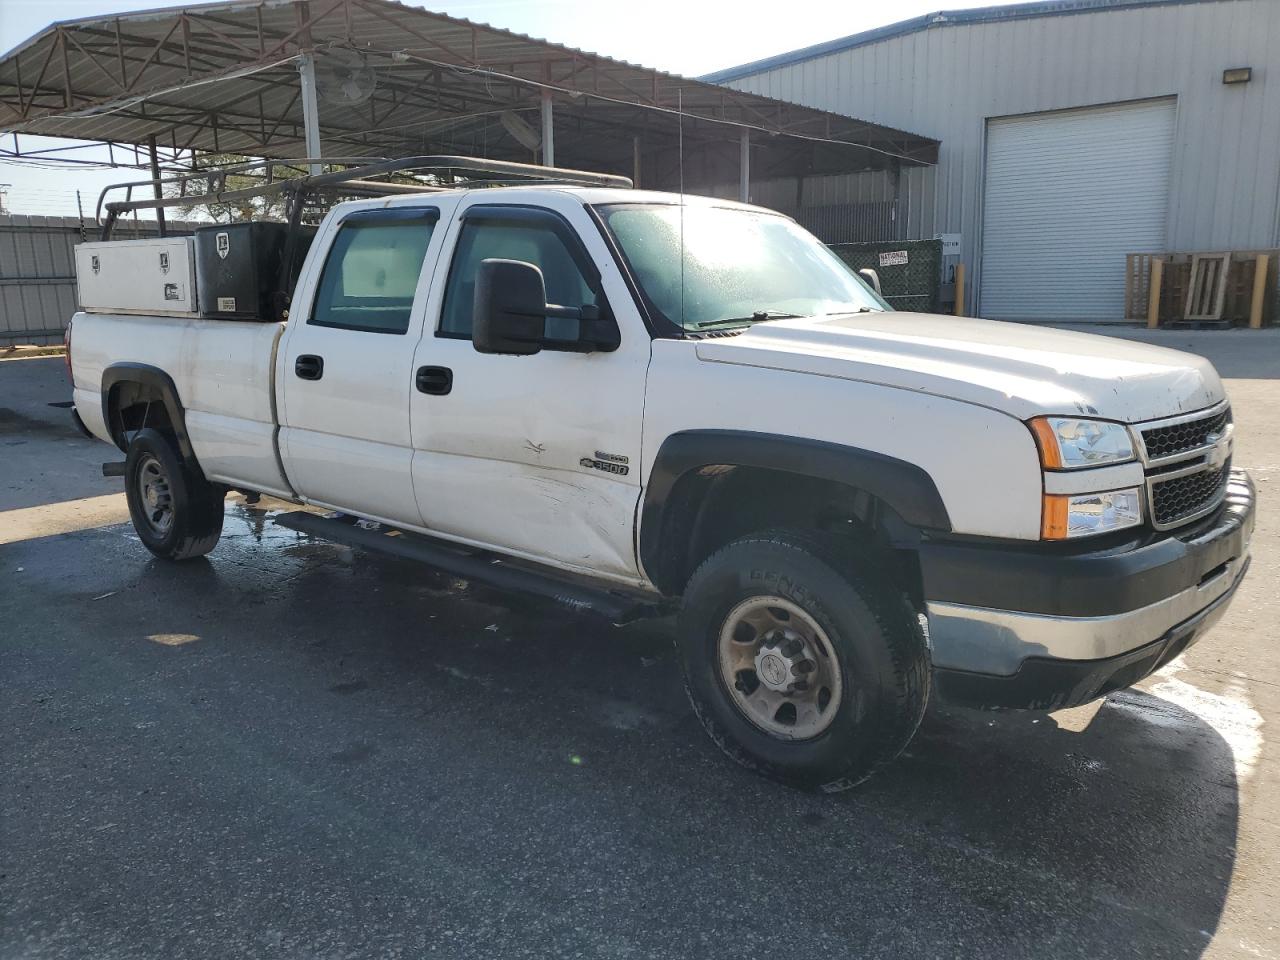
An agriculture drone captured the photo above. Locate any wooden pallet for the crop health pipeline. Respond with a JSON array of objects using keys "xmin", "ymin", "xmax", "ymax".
[
  {"xmin": 1184, "ymin": 253, "xmax": 1231, "ymax": 321},
  {"xmin": 1126, "ymin": 250, "xmax": 1277, "ymax": 328},
  {"xmin": 1124, "ymin": 254, "xmax": 1157, "ymax": 320}
]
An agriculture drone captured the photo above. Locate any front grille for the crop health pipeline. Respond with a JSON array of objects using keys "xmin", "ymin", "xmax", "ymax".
[
  {"xmin": 1150, "ymin": 461, "xmax": 1231, "ymax": 527},
  {"xmin": 1141, "ymin": 407, "xmax": 1230, "ymax": 461}
]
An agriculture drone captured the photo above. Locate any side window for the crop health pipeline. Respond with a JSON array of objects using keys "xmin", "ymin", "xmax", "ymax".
[
  {"xmin": 309, "ymin": 208, "xmax": 438, "ymax": 335},
  {"xmin": 439, "ymin": 209, "xmax": 601, "ymax": 338}
]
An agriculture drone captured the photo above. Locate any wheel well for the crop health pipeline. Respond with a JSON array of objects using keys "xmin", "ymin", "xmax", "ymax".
[
  {"xmin": 106, "ymin": 380, "xmax": 177, "ymax": 452},
  {"xmin": 646, "ymin": 465, "xmax": 924, "ymax": 606}
]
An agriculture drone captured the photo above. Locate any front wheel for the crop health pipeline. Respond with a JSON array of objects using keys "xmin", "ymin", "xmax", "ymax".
[
  {"xmin": 124, "ymin": 428, "xmax": 225, "ymax": 561},
  {"xmin": 677, "ymin": 530, "xmax": 930, "ymax": 792}
]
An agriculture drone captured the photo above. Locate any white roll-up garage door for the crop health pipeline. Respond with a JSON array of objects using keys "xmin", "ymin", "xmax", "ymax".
[{"xmin": 979, "ymin": 98, "xmax": 1175, "ymax": 321}]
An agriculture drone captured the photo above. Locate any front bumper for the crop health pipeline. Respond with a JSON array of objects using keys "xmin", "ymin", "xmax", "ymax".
[{"xmin": 921, "ymin": 470, "xmax": 1255, "ymax": 710}]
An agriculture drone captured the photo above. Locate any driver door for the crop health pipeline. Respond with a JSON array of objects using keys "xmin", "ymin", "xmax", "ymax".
[{"xmin": 408, "ymin": 196, "xmax": 651, "ymax": 582}]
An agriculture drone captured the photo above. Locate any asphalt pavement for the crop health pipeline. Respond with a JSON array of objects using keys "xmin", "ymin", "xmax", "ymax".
[{"xmin": 2, "ymin": 329, "xmax": 1277, "ymax": 959}]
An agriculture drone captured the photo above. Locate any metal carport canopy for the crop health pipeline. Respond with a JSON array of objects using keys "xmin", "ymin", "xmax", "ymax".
[{"xmin": 0, "ymin": 0, "xmax": 938, "ymax": 193}]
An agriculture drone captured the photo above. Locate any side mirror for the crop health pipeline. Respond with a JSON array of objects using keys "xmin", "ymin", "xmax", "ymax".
[
  {"xmin": 472, "ymin": 258, "xmax": 619, "ymax": 355},
  {"xmin": 473, "ymin": 259, "xmax": 548, "ymax": 355},
  {"xmin": 857, "ymin": 268, "xmax": 883, "ymax": 296}
]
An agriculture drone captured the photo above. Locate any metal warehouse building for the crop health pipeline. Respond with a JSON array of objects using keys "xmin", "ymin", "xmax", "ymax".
[{"xmin": 706, "ymin": 0, "xmax": 1280, "ymax": 321}]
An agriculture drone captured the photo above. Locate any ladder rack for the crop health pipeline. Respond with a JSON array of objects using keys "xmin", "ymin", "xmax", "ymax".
[{"xmin": 96, "ymin": 155, "xmax": 633, "ymax": 240}]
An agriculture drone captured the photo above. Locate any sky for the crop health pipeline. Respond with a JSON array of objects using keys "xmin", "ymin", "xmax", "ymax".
[{"xmin": 0, "ymin": 0, "xmax": 1006, "ymax": 216}]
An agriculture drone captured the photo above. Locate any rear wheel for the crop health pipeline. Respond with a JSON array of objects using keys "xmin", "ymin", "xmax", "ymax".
[
  {"xmin": 677, "ymin": 529, "xmax": 929, "ymax": 792},
  {"xmin": 124, "ymin": 428, "xmax": 225, "ymax": 560}
]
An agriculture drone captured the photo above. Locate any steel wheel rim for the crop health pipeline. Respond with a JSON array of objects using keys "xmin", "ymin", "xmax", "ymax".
[
  {"xmin": 717, "ymin": 595, "xmax": 844, "ymax": 740},
  {"xmin": 136, "ymin": 454, "xmax": 174, "ymax": 536}
]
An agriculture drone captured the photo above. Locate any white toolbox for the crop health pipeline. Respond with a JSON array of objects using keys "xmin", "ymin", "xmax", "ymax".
[{"xmin": 75, "ymin": 237, "xmax": 198, "ymax": 315}]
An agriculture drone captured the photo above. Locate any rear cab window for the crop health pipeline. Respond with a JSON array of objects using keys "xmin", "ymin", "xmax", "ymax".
[{"xmin": 310, "ymin": 208, "xmax": 439, "ymax": 335}]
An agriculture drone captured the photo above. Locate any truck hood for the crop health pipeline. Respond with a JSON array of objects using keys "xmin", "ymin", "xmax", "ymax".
[{"xmin": 694, "ymin": 312, "xmax": 1224, "ymax": 423}]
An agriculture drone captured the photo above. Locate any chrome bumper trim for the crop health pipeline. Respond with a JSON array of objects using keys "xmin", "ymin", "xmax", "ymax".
[{"xmin": 926, "ymin": 551, "xmax": 1249, "ymax": 677}]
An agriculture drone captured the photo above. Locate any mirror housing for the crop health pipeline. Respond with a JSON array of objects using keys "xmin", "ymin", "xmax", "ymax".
[
  {"xmin": 473, "ymin": 258, "xmax": 618, "ymax": 355},
  {"xmin": 473, "ymin": 258, "xmax": 547, "ymax": 355},
  {"xmin": 857, "ymin": 267, "xmax": 883, "ymax": 296}
]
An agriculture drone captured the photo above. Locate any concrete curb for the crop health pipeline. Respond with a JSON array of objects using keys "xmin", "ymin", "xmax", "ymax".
[{"xmin": 0, "ymin": 345, "xmax": 66, "ymax": 361}]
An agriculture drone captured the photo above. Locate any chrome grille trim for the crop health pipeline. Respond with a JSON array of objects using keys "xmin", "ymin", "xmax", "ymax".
[
  {"xmin": 1136, "ymin": 400, "xmax": 1232, "ymax": 468},
  {"xmin": 1134, "ymin": 401, "xmax": 1233, "ymax": 531}
]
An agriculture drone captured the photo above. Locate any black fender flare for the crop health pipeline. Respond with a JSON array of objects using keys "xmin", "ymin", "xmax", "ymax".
[
  {"xmin": 638, "ymin": 430, "xmax": 951, "ymax": 586},
  {"xmin": 100, "ymin": 362, "xmax": 195, "ymax": 460}
]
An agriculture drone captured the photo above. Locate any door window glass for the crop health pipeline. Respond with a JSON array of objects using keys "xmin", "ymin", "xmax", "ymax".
[
  {"xmin": 439, "ymin": 210, "xmax": 600, "ymax": 337},
  {"xmin": 310, "ymin": 209, "xmax": 438, "ymax": 334}
]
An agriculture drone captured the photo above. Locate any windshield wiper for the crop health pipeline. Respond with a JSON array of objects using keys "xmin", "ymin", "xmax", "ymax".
[{"xmin": 693, "ymin": 311, "xmax": 805, "ymax": 330}]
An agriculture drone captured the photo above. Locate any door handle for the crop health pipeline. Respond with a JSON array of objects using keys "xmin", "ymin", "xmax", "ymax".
[
  {"xmin": 295, "ymin": 354, "xmax": 324, "ymax": 380},
  {"xmin": 416, "ymin": 365, "xmax": 453, "ymax": 395}
]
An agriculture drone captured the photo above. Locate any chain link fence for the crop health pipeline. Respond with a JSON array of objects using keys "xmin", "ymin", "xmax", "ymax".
[{"xmin": 828, "ymin": 239, "xmax": 942, "ymax": 314}]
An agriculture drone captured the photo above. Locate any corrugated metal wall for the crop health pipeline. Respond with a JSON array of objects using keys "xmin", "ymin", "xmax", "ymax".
[
  {"xmin": 0, "ymin": 216, "xmax": 179, "ymax": 345},
  {"xmin": 0, "ymin": 216, "xmax": 85, "ymax": 345},
  {"xmin": 721, "ymin": 0, "xmax": 1280, "ymax": 315},
  {"xmin": 703, "ymin": 169, "xmax": 905, "ymax": 242}
]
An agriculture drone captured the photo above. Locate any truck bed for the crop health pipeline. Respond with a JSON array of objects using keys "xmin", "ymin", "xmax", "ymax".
[{"xmin": 71, "ymin": 312, "xmax": 292, "ymax": 498}]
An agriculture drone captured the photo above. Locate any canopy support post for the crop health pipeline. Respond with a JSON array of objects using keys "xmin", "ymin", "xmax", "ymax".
[
  {"xmin": 298, "ymin": 53, "xmax": 322, "ymax": 175},
  {"xmin": 147, "ymin": 134, "xmax": 166, "ymax": 236},
  {"xmin": 890, "ymin": 159, "xmax": 903, "ymax": 239},
  {"xmin": 739, "ymin": 128, "xmax": 750, "ymax": 202},
  {"xmin": 540, "ymin": 89, "xmax": 554, "ymax": 168}
]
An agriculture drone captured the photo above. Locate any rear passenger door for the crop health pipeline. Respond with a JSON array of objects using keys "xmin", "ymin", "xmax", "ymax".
[
  {"xmin": 279, "ymin": 202, "xmax": 453, "ymax": 524},
  {"xmin": 408, "ymin": 197, "xmax": 651, "ymax": 582}
]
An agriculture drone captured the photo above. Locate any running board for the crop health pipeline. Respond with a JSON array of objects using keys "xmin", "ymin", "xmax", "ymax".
[{"xmin": 272, "ymin": 511, "xmax": 667, "ymax": 625}]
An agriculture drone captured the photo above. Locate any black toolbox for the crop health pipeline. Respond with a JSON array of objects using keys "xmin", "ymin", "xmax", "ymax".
[{"xmin": 194, "ymin": 222, "xmax": 315, "ymax": 320}]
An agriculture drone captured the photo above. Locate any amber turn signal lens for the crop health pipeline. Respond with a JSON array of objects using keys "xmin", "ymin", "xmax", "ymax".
[
  {"xmin": 1029, "ymin": 418, "xmax": 1064, "ymax": 469},
  {"xmin": 1041, "ymin": 494, "xmax": 1071, "ymax": 539}
]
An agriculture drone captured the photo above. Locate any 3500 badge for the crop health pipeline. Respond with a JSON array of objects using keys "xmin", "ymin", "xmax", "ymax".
[{"xmin": 580, "ymin": 451, "xmax": 630, "ymax": 476}]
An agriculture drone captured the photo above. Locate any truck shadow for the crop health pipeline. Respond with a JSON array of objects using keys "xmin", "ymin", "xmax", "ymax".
[
  {"xmin": 9, "ymin": 507, "xmax": 1236, "ymax": 959},
  {"xmin": 133, "ymin": 521, "xmax": 1238, "ymax": 960},
  {"xmin": 861, "ymin": 697, "xmax": 1237, "ymax": 954},
  {"xmin": 483, "ymin": 611, "xmax": 1237, "ymax": 958}
]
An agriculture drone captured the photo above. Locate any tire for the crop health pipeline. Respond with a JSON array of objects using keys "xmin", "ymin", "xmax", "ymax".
[
  {"xmin": 124, "ymin": 427, "xmax": 225, "ymax": 561},
  {"xmin": 677, "ymin": 529, "xmax": 929, "ymax": 792}
]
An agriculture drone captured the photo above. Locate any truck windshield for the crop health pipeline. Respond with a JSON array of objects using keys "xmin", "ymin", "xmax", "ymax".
[{"xmin": 596, "ymin": 203, "xmax": 888, "ymax": 332}]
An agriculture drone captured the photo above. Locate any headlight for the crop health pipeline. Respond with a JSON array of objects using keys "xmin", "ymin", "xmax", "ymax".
[
  {"xmin": 1042, "ymin": 488, "xmax": 1143, "ymax": 539},
  {"xmin": 1029, "ymin": 417, "xmax": 1135, "ymax": 469}
]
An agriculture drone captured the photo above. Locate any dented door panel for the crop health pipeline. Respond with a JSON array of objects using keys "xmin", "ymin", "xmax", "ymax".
[{"xmin": 408, "ymin": 193, "xmax": 650, "ymax": 580}]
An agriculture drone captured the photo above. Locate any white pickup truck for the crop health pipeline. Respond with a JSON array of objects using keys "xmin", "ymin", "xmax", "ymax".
[{"xmin": 68, "ymin": 164, "xmax": 1255, "ymax": 790}]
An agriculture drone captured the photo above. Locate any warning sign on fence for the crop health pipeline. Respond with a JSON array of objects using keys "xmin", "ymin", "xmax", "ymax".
[{"xmin": 878, "ymin": 250, "xmax": 909, "ymax": 267}]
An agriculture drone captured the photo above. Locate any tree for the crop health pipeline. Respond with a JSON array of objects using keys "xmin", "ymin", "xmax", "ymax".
[{"xmin": 164, "ymin": 153, "xmax": 301, "ymax": 223}]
